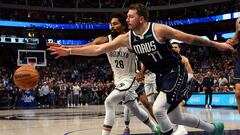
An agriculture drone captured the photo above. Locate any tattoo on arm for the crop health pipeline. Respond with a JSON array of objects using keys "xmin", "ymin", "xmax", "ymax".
[{"xmin": 191, "ymin": 37, "xmax": 215, "ymax": 47}]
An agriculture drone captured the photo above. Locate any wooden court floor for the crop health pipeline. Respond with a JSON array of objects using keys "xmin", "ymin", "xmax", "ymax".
[{"xmin": 0, "ymin": 105, "xmax": 239, "ymax": 135}]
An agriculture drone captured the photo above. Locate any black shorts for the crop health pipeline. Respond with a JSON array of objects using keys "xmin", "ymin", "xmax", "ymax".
[
  {"xmin": 234, "ymin": 61, "xmax": 240, "ymax": 84},
  {"xmin": 135, "ymin": 83, "xmax": 145, "ymax": 95},
  {"xmin": 156, "ymin": 64, "xmax": 193, "ymax": 112}
]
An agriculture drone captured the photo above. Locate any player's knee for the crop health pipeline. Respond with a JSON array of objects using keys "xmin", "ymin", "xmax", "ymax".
[
  {"xmin": 153, "ymin": 104, "xmax": 166, "ymax": 118},
  {"xmin": 126, "ymin": 101, "xmax": 138, "ymax": 112},
  {"xmin": 127, "ymin": 102, "xmax": 142, "ymax": 114},
  {"xmin": 170, "ymin": 115, "xmax": 183, "ymax": 125},
  {"xmin": 104, "ymin": 96, "xmax": 113, "ymax": 107}
]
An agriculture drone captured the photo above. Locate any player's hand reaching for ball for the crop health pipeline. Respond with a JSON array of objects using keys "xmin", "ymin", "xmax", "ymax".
[
  {"xmin": 47, "ymin": 42, "xmax": 70, "ymax": 48},
  {"xmin": 47, "ymin": 42, "xmax": 62, "ymax": 47},
  {"xmin": 215, "ymin": 42, "xmax": 235, "ymax": 52},
  {"xmin": 47, "ymin": 46, "xmax": 71, "ymax": 59},
  {"xmin": 226, "ymin": 39, "xmax": 238, "ymax": 47}
]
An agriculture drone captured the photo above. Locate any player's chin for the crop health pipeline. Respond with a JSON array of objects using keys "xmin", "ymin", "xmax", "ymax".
[
  {"xmin": 128, "ymin": 26, "xmax": 133, "ymax": 30},
  {"xmin": 111, "ymin": 29, "xmax": 116, "ymax": 32}
]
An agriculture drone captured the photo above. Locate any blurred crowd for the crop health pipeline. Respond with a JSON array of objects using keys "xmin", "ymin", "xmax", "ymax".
[
  {"xmin": 0, "ymin": 55, "xmax": 114, "ymax": 108},
  {"xmin": 182, "ymin": 44, "xmax": 236, "ymax": 93},
  {"xmin": 0, "ymin": 1, "xmax": 237, "ymax": 24},
  {"xmin": 0, "ymin": 44, "xmax": 237, "ymax": 109},
  {"xmin": 0, "ymin": 0, "xmax": 238, "ymax": 109},
  {"xmin": 0, "ymin": 0, "xmax": 208, "ymax": 8}
]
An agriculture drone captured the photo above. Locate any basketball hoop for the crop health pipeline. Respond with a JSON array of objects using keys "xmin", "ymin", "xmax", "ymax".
[
  {"xmin": 27, "ymin": 61, "xmax": 36, "ymax": 68},
  {"xmin": 17, "ymin": 49, "xmax": 47, "ymax": 67},
  {"xmin": 27, "ymin": 57, "xmax": 37, "ymax": 68}
]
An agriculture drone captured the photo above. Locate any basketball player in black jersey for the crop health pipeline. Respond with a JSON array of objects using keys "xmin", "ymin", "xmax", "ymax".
[
  {"xmin": 226, "ymin": 18, "xmax": 240, "ymax": 113},
  {"xmin": 48, "ymin": 13, "xmax": 159, "ymax": 135},
  {"xmin": 171, "ymin": 42, "xmax": 192, "ymax": 135},
  {"xmin": 48, "ymin": 3, "xmax": 234, "ymax": 135}
]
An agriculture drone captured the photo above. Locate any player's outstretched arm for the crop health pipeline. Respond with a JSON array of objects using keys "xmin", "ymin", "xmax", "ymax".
[
  {"xmin": 232, "ymin": 18, "xmax": 239, "ymax": 44},
  {"xmin": 154, "ymin": 24, "xmax": 235, "ymax": 52},
  {"xmin": 47, "ymin": 34, "xmax": 128, "ymax": 59},
  {"xmin": 47, "ymin": 42, "xmax": 62, "ymax": 47},
  {"xmin": 47, "ymin": 36, "xmax": 108, "ymax": 48},
  {"xmin": 227, "ymin": 18, "xmax": 239, "ymax": 46}
]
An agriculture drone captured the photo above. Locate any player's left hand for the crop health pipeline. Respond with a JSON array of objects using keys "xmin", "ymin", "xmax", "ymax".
[
  {"xmin": 47, "ymin": 46, "xmax": 71, "ymax": 59},
  {"xmin": 136, "ymin": 72, "xmax": 144, "ymax": 82}
]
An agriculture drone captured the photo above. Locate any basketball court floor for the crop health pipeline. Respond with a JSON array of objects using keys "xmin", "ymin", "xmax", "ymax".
[{"xmin": 0, "ymin": 105, "xmax": 239, "ymax": 135}]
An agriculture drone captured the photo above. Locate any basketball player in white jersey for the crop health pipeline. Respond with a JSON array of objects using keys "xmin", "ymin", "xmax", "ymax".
[
  {"xmin": 123, "ymin": 68, "xmax": 158, "ymax": 135},
  {"xmin": 48, "ymin": 13, "xmax": 160, "ymax": 135},
  {"xmin": 48, "ymin": 3, "xmax": 234, "ymax": 135}
]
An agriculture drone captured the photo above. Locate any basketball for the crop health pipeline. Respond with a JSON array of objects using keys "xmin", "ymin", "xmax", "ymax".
[{"xmin": 13, "ymin": 65, "xmax": 40, "ymax": 90}]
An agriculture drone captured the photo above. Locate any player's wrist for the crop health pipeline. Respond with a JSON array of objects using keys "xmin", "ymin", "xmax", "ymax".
[
  {"xmin": 68, "ymin": 48, "xmax": 72, "ymax": 55},
  {"xmin": 212, "ymin": 41, "xmax": 220, "ymax": 48}
]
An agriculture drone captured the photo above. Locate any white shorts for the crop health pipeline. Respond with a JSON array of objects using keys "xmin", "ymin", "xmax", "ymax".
[
  {"xmin": 144, "ymin": 83, "xmax": 158, "ymax": 96},
  {"xmin": 115, "ymin": 77, "xmax": 139, "ymax": 104}
]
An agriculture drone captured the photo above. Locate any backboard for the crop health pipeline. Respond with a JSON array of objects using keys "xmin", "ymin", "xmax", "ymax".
[{"xmin": 17, "ymin": 49, "xmax": 47, "ymax": 67}]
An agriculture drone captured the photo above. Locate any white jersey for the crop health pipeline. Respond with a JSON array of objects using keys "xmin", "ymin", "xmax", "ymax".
[
  {"xmin": 106, "ymin": 35, "xmax": 137, "ymax": 83},
  {"xmin": 144, "ymin": 71, "xmax": 156, "ymax": 84}
]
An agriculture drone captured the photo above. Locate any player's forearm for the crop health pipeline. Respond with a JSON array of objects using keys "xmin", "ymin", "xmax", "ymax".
[
  {"xmin": 186, "ymin": 65, "xmax": 193, "ymax": 74},
  {"xmin": 190, "ymin": 36, "xmax": 217, "ymax": 48},
  {"xmin": 64, "ymin": 42, "xmax": 94, "ymax": 48},
  {"xmin": 69, "ymin": 45, "xmax": 102, "ymax": 56},
  {"xmin": 64, "ymin": 45, "xmax": 82, "ymax": 48}
]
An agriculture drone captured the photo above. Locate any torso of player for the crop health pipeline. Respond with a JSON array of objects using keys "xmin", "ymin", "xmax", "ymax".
[
  {"xmin": 106, "ymin": 35, "xmax": 137, "ymax": 83},
  {"xmin": 129, "ymin": 22, "xmax": 181, "ymax": 74}
]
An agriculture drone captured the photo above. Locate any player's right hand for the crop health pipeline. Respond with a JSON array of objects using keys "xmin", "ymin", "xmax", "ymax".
[
  {"xmin": 215, "ymin": 42, "xmax": 235, "ymax": 52},
  {"xmin": 47, "ymin": 42, "xmax": 62, "ymax": 47},
  {"xmin": 47, "ymin": 46, "xmax": 71, "ymax": 59},
  {"xmin": 226, "ymin": 39, "xmax": 236, "ymax": 46}
]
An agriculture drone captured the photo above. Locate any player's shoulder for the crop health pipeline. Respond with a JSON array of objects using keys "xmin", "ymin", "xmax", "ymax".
[
  {"xmin": 113, "ymin": 33, "xmax": 129, "ymax": 42},
  {"xmin": 181, "ymin": 55, "xmax": 188, "ymax": 59},
  {"xmin": 119, "ymin": 32, "xmax": 129, "ymax": 38},
  {"xmin": 119, "ymin": 33, "xmax": 130, "ymax": 46},
  {"xmin": 153, "ymin": 23, "xmax": 169, "ymax": 30},
  {"xmin": 181, "ymin": 55, "xmax": 189, "ymax": 62},
  {"xmin": 152, "ymin": 23, "xmax": 173, "ymax": 39}
]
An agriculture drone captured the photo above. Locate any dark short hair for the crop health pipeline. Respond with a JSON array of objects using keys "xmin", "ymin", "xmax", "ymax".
[
  {"xmin": 129, "ymin": 3, "xmax": 149, "ymax": 21},
  {"xmin": 110, "ymin": 12, "xmax": 127, "ymax": 28}
]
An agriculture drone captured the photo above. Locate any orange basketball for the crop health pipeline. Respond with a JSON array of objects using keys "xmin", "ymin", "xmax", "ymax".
[{"xmin": 13, "ymin": 65, "xmax": 40, "ymax": 90}]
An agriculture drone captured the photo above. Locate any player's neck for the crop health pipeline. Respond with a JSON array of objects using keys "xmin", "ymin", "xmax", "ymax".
[
  {"xmin": 120, "ymin": 31, "xmax": 126, "ymax": 34},
  {"xmin": 133, "ymin": 22, "xmax": 148, "ymax": 36}
]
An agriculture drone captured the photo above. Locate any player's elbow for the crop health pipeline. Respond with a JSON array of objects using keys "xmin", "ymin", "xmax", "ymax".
[
  {"xmin": 90, "ymin": 50, "xmax": 102, "ymax": 56},
  {"xmin": 91, "ymin": 46, "xmax": 105, "ymax": 56},
  {"xmin": 188, "ymin": 35, "xmax": 198, "ymax": 45}
]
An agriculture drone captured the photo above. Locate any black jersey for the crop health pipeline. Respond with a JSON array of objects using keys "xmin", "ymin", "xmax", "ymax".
[
  {"xmin": 237, "ymin": 44, "xmax": 240, "ymax": 60},
  {"xmin": 238, "ymin": 21, "xmax": 240, "ymax": 60},
  {"xmin": 129, "ymin": 23, "xmax": 181, "ymax": 74}
]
